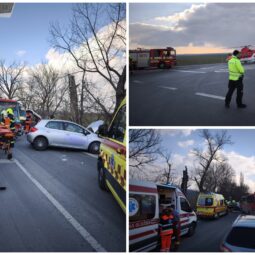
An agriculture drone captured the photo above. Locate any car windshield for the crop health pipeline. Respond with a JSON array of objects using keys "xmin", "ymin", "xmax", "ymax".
[
  {"xmin": 198, "ymin": 197, "xmax": 213, "ymax": 206},
  {"xmin": 226, "ymin": 226, "xmax": 255, "ymax": 249}
]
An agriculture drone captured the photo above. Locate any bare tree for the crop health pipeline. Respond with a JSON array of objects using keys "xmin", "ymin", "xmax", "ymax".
[
  {"xmin": 192, "ymin": 130, "xmax": 233, "ymax": 192},
  {"xmin": 129, "ymin": 129, "xmax": 161, "ymax": 178},
  {"xmin": 49, "ymin": 3, "xmax": 126, "ymax": 118},
  {"xmin": 154, "ymin": 150, "xmax": 176, "ymax": 184},
  {"xmin": 0, "ymin": 60, "xmax": 25, "ymax": 99},
  {"xmin": 27, "ymin": 64, "xmax": 68, "ymax": 118}
]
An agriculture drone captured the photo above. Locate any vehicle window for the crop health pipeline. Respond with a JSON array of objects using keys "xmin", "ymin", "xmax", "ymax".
[
  {"xmin": 46, "ymin": 121, "xmax": 63, "ymax": 130},
  {"xmin": 220, "ymin": 200, "xmax": 224, "ymax": 206},
  {"xmin": 180, "ymin": 197, "xmax": 192, "ymax": 212},
  {"xmin": 198, "ymin": 197, "xmax": 213, "ymax": 206},
  {"xmin": 226, "ymin": 227, "xmax": 255, "ymax": 249},
  {"xmin": 129, "ymin": 194, "xmax": 156, "ymax": 222},
  {"xmin": 108, "ymin": 105, "xmax": 126, "ymax": 142},
  {"xmin": 64, "ymin": 123, "xmax": 84, "ymax": 134},
  {"xmin": 247, "ymin": 195, "xmax": 255, "ymax": 203}
]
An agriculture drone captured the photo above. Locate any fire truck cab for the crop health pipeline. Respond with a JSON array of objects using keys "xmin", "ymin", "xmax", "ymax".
[
  {"xmin": 130, "ymin": 47, "xmax": 176, "ymax": 69},
  {"xmin": 129, "ymin": 180, "xmax": 197, "ymax": 252}
]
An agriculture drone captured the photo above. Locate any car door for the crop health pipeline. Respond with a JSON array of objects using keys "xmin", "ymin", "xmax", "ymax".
[
  {"xmin": 179, "ymin": 196, "xmax": 193, "ymax": 235},
  {"xmin": 62, "ymin": 122, "xmax": 87, "ymax": 149},
  {"xmin": 45, "ymin": 121, "xmax": 66, "ymax": 146}
]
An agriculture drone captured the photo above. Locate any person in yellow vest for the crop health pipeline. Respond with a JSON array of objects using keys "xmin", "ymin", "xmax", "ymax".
[
  {"xmin": 159, "ymin": 207, "xmax": 174, "ymax": 252},
  {"xmin": 5, "ymin": 108, "xmax": 16, "ymax": 158},
  {"xmin": 225, "ymin": 50, "xmax": 246, "ymax": 108}
]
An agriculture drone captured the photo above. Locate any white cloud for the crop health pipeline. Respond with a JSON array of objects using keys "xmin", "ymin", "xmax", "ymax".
[
  {"xmin": 178, "ymin": 139, "xmax": 194, "ymax": 148},
  {"xmin": 16, "ymin": 50, "xmax": 27, "ymax": 57},
  {"xmin": 130, "ymin": 3, "xmax": 255, "ymax": 50},
  {"xmin": 159, "ymin": 129, "xmax": 195, "ymax": 137}
]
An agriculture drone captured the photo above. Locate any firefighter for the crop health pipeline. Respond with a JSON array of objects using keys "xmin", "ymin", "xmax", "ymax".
[
  {"xmin": 159, "ymin": 206, "xmax": 174, "ymax": 252},
  {"xmin": 225, "ymin": 50, "xmax": 247, "ymax": 108},
  {"xmin": 25, "ymin": 110, "xmax": 32, "ymax": 134},
  {"xmin": 0, "ymin": 109, "xmax": 7, "ymax": 124},
  {"xmin": 5, "ymin": 108, "xmax": 16, "ymax": 159},
  {"xmin": 171, "ymin": 204, "xmax": 181, "ymax": 251}
]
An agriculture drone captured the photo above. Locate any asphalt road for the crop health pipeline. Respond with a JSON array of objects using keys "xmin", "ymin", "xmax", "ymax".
[
  {"xmin": 179, "ymin": 212, "xmax": 239, "ymax": 252},
  {"xmin": 0, "ymin": 135, "xmax": 125, "ymax": 252},
  {"xmin": 130, "ymin": 63, "xmax": 255, "ymax": 126}
]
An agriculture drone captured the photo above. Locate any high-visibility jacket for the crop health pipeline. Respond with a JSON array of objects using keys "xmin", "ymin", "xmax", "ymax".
[
  {"xmin": 159, "ymin": 214, "xmax": 174, "ymax": 236},
  {"xmin": 228, "ymin": 56, "xmax": 244, "ymax": 81}
]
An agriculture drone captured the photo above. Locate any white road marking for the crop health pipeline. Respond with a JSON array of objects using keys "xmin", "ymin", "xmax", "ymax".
[
  {"xmin": 14, "ymin": 159, "xmax": 106, "ymax": 252},
  {"xmin": 175, "ymin": 70, "xmax": 206, "ymax": 74},
  {"xmin": 0, "ymin": 159, "xmax": 15, "ymax": 164},
  {"xmin": 214, "ymin": 69, "xmax": 228, "ymax": 73},
  {"xmin": 83, "ymin": 152, "xmax": 98, "ymax": 159},
  {"xmin": 159, "ymin": 86, "xmax": 177, "ymax": 91},
  {"xmin": 133, "ymin": 80, "xmax": 143, "ymax": 84},
  {"xmin": 195, "ymin": 92, "xmax": 225, "ymax": 100}
]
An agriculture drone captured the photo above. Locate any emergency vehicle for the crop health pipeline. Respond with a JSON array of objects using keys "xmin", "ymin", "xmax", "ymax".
[
  {"xmin": 97, "ymin": 98, "xmax": 126, "ymax": 213},
  {"xmin": 240, "ymin": 193, "xmax": 255, "ymax": 215},
  {"xmin": 0, "ymin": 98, "xmax": 25, "ymax": 134},
  {"xmin": 129, "ymin": 180, "xmax": 197, "ymax": 252},
  {"xmin": 129, "ymin": 47, "xmax": 176, "ymax": 69},
  {"xmin": 239, "ymin": 46, "xmax": 255, "ymax": 64},
  {"xmin": 196, "ymin": 192, "xmax": 228, "ymax": 219}
]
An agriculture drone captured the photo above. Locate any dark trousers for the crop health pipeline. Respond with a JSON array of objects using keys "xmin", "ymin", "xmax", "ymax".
[{"xmin": 225, "ymin": 79, "xmax": 243, "ymax": 106}]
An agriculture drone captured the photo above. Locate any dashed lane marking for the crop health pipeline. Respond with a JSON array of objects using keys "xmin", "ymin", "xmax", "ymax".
[
  {"xmin": 133, "ymin": 80, "xmax": 143, "ymax": 84},
  {"xmin": 83, "ymin": 152, "xmax": 98, "ymax": 159},
  {"xmin": 159, "ymin": 86, "xmax": 177, "ymax": 91},
  {"xmin": 14, "ymin": 159, "xmax": 107, "ymax": 252},
  {"xmin": 195, "ymin": 92, "xmax": 225, "ymax": 100},
  {"xmin": 0, "ymin": 159, "xmax": 15, "ymax": 164},
  {"xmin": 175, "ymin": 70, "xmax": 206, "ymax": 74}
]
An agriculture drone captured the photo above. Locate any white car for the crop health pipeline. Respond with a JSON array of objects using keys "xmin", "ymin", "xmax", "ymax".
[
  {"xmin": 220, "ymin": 214, "xmax": 255, "ymax": 252},
  {"xmin": 27, "ymin": 119, "xmax": 101, "ymax": 154}
]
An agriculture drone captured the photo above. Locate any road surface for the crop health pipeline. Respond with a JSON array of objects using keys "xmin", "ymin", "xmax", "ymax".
[
  {"xmin": 0, "ymin": 135, "xmax": 125, "ymax": 252},
  {"xmin": 130, "ymin": 63, "xmax": 255, "ymax": 126},
  {"xmin": 179, "ymin": 212, "xmax": 239, "ymax": 252}
]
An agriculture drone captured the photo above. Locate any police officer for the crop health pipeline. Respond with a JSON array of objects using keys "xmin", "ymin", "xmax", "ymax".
[
  {"xmin": 159, "ymin": 206, "xmax": 174, "ymax": 252},
  {"xmin": 225, "ymin": 50, "xmax": 247, "ymax": 108}
]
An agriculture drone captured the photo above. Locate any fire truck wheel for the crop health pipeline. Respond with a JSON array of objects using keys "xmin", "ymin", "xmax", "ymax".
[
  {"xmin": 33, "ymin": 136, "xmax": 48, "ymax": 151},
  {"xmin": 214, "ymin": 212, "xmax": 219, "ymax": 219},
  {"xmin": 7, "ymin": 153, "xmax": 12, "ymax": 160},
  {"xmin": 159, "ymin": 62, "xmax": 165, "ymax": 69},
  {"xmin": 98, "ymin": 166, "xmax": 107, "ymax": 191}
]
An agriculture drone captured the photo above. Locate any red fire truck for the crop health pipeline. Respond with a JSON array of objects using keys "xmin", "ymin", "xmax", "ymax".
[
  {"xmin": 240, "ymin": 193, "xmax": 255, "ymax": 215},
  {"xmin": 130, "ymin": 47, "xmax": 177, "ymax": 69}
]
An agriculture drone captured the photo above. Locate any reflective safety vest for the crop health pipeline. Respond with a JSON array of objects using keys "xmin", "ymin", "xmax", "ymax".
[
  {"xmin": 228, "ymin": 56, "xmax": 244, "ymax": 81},
  {"xmin": 159, "ymin": 214, "xmax": 174, "ymax": 236}
]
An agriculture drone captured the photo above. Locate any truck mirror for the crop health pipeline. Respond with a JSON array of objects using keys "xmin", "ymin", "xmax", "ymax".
[{"xmin": 98, "ymin": 124, "xmax": 108, "ymax": 137}]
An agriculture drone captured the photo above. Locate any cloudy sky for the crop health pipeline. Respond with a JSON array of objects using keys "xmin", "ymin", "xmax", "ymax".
[
  {"xmin": 147, "ymin": 129, "xmax": 255, "ymax": 193},
  {"xmin": 130, "ymin": 3, "xmax": 255, "ymax": 54}
]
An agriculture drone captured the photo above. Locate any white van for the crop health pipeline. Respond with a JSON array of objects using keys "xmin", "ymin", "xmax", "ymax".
[{"xmin": 129, "ymin": 179, "xmax": 197, "ymax": 252}]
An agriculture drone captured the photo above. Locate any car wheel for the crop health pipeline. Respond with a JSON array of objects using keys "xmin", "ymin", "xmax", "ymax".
[
  {"xmin": 187, "ymin": 222, "xmax": 196, "ymax": 237},
  {"xmin": 98, "ymin": 166, "xmax": 107, "ymax": 190},
  {"xmin": 214, "ymin": 213, "xmax": 219, "ymax": 219},
  {"xmin": 33, "ymin": 136, "xmax": 48, "ymax": 151},
  {"xmin": 89, "ymin": 141, "xmax": 100, "ymax": 154},
  {"xmin": 159, "ymin": 62, "xmax": 165, "ymax": 69}
]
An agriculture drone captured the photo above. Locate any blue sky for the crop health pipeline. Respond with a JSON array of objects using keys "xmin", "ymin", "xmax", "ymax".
[
  {"xmin": 160, "ymin": 129, "xmax": 255, "ymax": 158},
  {"xmin": 158, "ymin": 129, "xmax": 255, "ymax": 192},
  {"xmin": 0, "ymin": 3, "xmax": 73, "ymax": 65}
]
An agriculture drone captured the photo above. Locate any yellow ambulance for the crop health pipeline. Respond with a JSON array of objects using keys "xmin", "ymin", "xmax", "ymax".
[
  {"xmin": 97, "ymin": 98, "xmax": 126, "ymax": 213},
  {"xmin": 196, "ymin": 192, "xmax": 228, "ymax": 219}
]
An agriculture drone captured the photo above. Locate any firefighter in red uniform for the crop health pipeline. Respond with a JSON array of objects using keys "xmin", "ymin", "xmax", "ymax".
[{"xmin": 159, "ymin": 207, "xmax": 174, "ymax": 252}]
